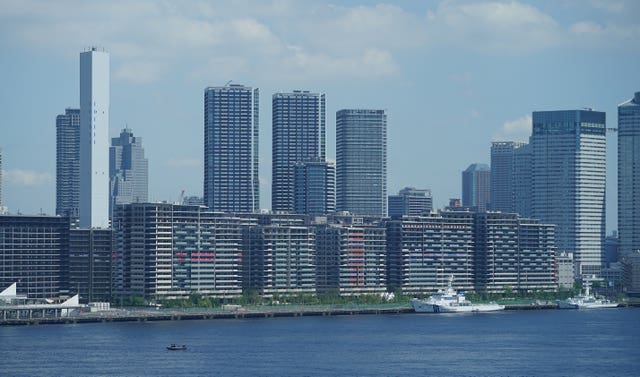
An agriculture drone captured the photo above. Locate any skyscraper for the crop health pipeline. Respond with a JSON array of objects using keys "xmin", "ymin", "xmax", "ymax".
[
  {"xmin": 461, "ymin": 163, "xmax": 490, "ymax": 212},
  {"xmin": 204, "ymin": 84, "xmax": 259, "ymax": 213},
  {"xmin": 531, "ymin": 109, "xmax": 606, "ymax": 277},
  {"xmin": 79, "ymin": 47, "xmax": 110, "ymax": 228},
  {"xmin": 272, "ymin": 91, "xmax": 325, "ymax": 212},
  {"xmin": 56, "ymin": 108, "xmax": 80, "ymax": 220},
  {"xmin": 514, "ymin": 144, "xmax": 532, "ymax": 218},
  {"xmin": 336, "ymin": 109, "xmax": 387, "ymax": 217},
  {"xmin": 0, "ymin": 147, "xmax": 3, "ymax": 210},
  {"xmin": 618, "ymin": 91, "xmax": 640, "ymax": 255},
  {"xmin": 109, "ymin": 128, "xmax": 148, "ymax": 216},
  {"xmin": 293, "ymin": 160, "xmax": 335, "ymax": 216},
  {"xmin": 490, "ymin": 141, "xmax": 527, "ymax": 212}
]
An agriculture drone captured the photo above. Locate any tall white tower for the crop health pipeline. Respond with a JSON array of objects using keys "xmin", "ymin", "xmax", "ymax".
[{"xmin": 79, "ymin": 47, "xmax": 110, "ymax": 228}]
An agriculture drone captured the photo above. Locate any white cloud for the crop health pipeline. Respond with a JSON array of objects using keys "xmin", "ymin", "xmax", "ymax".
[
  {"xmin": 3, "ymin": 169, "xmax": 53, "ymax": 187},
  {"xmin": 494, "ymin": 115, "xmax": 532, "ymax": 142},
  {"xmin": 425, "ymin": 1, "xmax": 561, "ymax": 54}
]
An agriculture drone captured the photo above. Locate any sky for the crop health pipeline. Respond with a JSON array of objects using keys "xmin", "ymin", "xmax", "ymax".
[{"xmin": 0, "ymin": 0, "xmax": 638, "ymax": 233}]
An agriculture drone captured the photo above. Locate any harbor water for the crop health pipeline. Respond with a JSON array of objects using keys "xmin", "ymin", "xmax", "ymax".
[{"xmin": 1, "ymin": 308, "xmax": 638, "ymax": 376}]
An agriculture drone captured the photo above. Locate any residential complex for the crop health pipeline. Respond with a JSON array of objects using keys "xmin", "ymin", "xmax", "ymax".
[
  {"xmin": 204, "ymin": 84, "xmax": 259, "ymax": 213},
  {"xmin": 293, "ymin": 160, "xmax": 335, "ymax": 216},
  {"xmin": 336, "ymin": 109, "xmax": 387, "ymax": 217},
  {"xmin": 490, "ymin": 141, "xmax": 527, "ymax": 213}
]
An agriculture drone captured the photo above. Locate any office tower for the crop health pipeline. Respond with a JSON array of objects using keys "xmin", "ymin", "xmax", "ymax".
[
  {"xmin": 79, "ymin": 47, "xmax": 110, "ymax": 228},
  {"xmin": 0, "ymin": 147, "xmax": 2, "ymax": 209},
  {"xmin": 293, "ymin": 160, "xmax": 335, "ymax": 216},
  {"xmin": 272, "ymin": 91, "xmax": 326, "ymax": 212},
  {"xmin": 531, "ymin": 109, "xmax": 606, "ymax": 277},
  {"xmin": 204, "ymin": 84, "xmax": 259, "ymax": 213},
  {"xmin": 514, "ymin": 144, "xmax": 532, "ymax": 218},
  {"xmin": 109, "ymin": 128, "xmax": 148, "ymax": 216},
  {"xmin": 490, "ymin": 141, "xmax": 527, "ymax": 212},
  {"xmin": 388, "ymin": 187, "xmax": 433, "ymax": 217},
  {"xmin": 56, "ymin": 108, "xmax": 81, "ymax": 220},
  {"xmin": 336, "ymin": 109, "xmax": 387, "ymax": 217},
  {"xmin": 0, "ymin": 215, "xmax": 70, "ymax": 299},
  {"xmin": 461, "ymin": 163, "xmax": 490, "ymax": 212},
  {"xmin": 69, "ymin": 228, "xmax": 113, "ymax": 302},
  {"xmin": 618, "ymin": 92, "xmax": 640, "ymax": 255}
]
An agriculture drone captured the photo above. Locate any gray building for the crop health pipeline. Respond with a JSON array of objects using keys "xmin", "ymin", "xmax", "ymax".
[
  {"xmin": 0, "ymin": 215, "xmax": 70, "ymax": 299},
  {"xmin": 388, "ymin": 187, "xmax": 433, "ymax": 217},
  {"xmin": 531, "ymin": 110, "xmax": 606, "ymax": 277},
  {"xmin": 557, "ymin": 251, "xmax": 575, "ymax": 290},
  {"xmin": 243, "ymin": 225, "xmax": 316, "ymax": 296},
  {"xmin": 386, "ymin": 211, "xmax": 476, "ymax": 294},
  {"xmin": 315, "ymin": 221, "xmax": 387, "ymax": 296},
  {"xmin": 112, "ymin": 203, "xmax": 251, "ymax": 299},
  {"xmin": 0, "ymin": 147, "xmax": 2, "ymax": 210},
  {"xmin": 56, "ymin": 108, "xmax": 81, "ymax": 221},
  {"xmin": 618, "ymin": 92, "xmax": 640, "ymax": 255},
  {"xmin": 272, "ymin": 91, "xmax": 326, "ymax": 212},
  {"xmin": 294, "ymin": 160, "xmax": 335, "ymax": 216},
  {"xmin": 490, "ymin": 141, "xmax": 527, "ymax": 213},
  {"xmin": 69, "ymin": 228, "xmax": 113, "ymax": 302},
  {"xmin": 109, "ymin": 128, "xmax": 148, "ymax": 217},
  {"xmin": 475, "ymin": 212, "xmax": 557, "ymax": 293},
  {"xmin": 204, "ymin": 84, "xmax": 259, "ymax": 213},
  {"xmin": 336, "ymin": 109, "xmax": 387, "ymax": 217},
  {"xmin": 462, "ymin": 163, "xmax": 490, "ymax": 212},
  {"xmin": 514, "ymin": 144, "xmax": 532, "ymax": 218}
]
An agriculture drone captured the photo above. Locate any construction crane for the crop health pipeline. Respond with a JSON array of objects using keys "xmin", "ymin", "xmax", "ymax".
[{"xmin": 179, "ymin": 189, "xmax": 185, "ymax": 204}]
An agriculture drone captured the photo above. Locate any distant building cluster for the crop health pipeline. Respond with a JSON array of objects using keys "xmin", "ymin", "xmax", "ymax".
[{"xmin": 1, "ymin": 47, "xmax": 640, "ymax": 300}]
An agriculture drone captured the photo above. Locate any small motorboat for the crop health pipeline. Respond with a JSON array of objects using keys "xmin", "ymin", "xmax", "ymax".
[{"xmin": 166, "ymin": 344, "xmax": 187, "ymax": 351}]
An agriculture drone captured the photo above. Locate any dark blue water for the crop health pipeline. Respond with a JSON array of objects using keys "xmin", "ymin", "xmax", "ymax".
[{"xmin": 1, "ymin": 308, "xmax": 639, "ymax": 376}]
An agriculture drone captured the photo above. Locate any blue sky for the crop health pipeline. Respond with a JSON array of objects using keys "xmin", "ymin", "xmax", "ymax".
[{"xmin": 0, "ymin": 0, "xmax": 638, "ymax": 232}]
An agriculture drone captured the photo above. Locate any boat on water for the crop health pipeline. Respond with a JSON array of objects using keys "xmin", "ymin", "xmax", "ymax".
[
  {"xmin": 167, "ymin": 344, "xmax": 187, "ymax": 351},
  {"xmin": 557, "ymin": 278, "xmax": 618, "ymax": 309},
  {"xmin": 411, "ymin": 276, "xmax": 505, "ymax": 313}
]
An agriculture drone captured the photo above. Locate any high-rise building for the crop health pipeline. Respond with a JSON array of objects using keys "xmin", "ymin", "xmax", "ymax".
[
  {"xmin": 336, "ymin": 109, "xmax": 387, "ymax": 217},
  {"xmin": 388, "ymin": 187, "xmax": 433, "ymax": 217},
  {"xmin": 79, "ymin": 48, "xmax": 110, "ymax": 228},
  {"xmin": 0, "ymin": 147, "xmax": 3, "ymax": 210},
  {"xmin": 293, "ymin": 160, "xmax": 335, "ymax": 216},
  {"xmin": 514, "ymin": 144, "xmax": 532, "ymax": 218},
  {"xmin": 531, "ymin": 109, "xmax": 606, "ymax": 277},
  {"xmin": 69, "ymin": 228, "xmax": 113, "ymax": 302},
  {"xmin": 56, "ymin": 108, "xmax": 81, "ymax": 220},
  {"xmin": 272, "ymin": 91, "xmax": 325, "ymax": 212},
  {"xmin": 0, "ymin": 215, "xmax": 70, "ymax": 299},
  {"xmin": 109, "ymin": 128, "xmax": 148, "ymax": 216},
  {"xmin": 490, "ymin": 142, "xmax": 527, "ymax": 212},
  {"xmin": 204, "ymin": 84, "xmax": 259, "ymax": 213},
  {"xmin": 461, "ymin": 163, "xmax": 490, "ymax": 212},
  {"xmin": 618, "ymin": 92, "xmax": 640, "ymax": 256}
]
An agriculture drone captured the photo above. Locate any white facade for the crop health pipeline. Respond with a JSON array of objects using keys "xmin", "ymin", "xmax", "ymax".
[{"xmin": 79, "ymin": 48, "xmax": 110, "ymax": 228}]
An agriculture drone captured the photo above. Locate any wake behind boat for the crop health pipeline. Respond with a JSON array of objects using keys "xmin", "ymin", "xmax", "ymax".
[
  {"xmin": 411, "ymin": 276, "xmax": 505, "ymax": 313},
  {"xmin": 557, "ymin": 277, "xmax": 618, "ymax": 309}
]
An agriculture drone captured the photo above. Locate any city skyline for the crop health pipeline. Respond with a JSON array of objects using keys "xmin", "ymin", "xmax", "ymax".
[{"xmin": 1, "ymin": 1, "xmax": 639, "ymax": 233}]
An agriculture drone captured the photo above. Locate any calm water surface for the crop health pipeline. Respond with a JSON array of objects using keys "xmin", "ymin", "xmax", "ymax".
[{"xmin": 1, "ymin": 308, "xmax": 639, "ymax": 376}]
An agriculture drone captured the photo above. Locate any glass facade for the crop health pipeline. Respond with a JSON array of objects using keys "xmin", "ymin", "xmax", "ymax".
[
  {"xmin": 618, "ymin": 92, "xmax": 640, "ymax": 255},
  {"xmin": 109, "ymin": 128, "xmax": 148, "ymax": 217},
  {"xmin": 461, "ymin": 163, "xmax": 490, "ymax": 212},
  {"xmin": 272, "ymin": 91, "xmax": 325, "ymax": 212},
  {"xmin": 490, "ymin": 141, "xmax": 527, "ymax": 213},
  {"xmin": 293, "ymin": 160, "xmax": 335, "ymax": 216},
  {"xmin": 204, "ymin": 84, "xmax": 259, "ymax": 213},
  {"xmin": 336, "ymin": 109, "xmax": 387, "ymax": 217}
]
